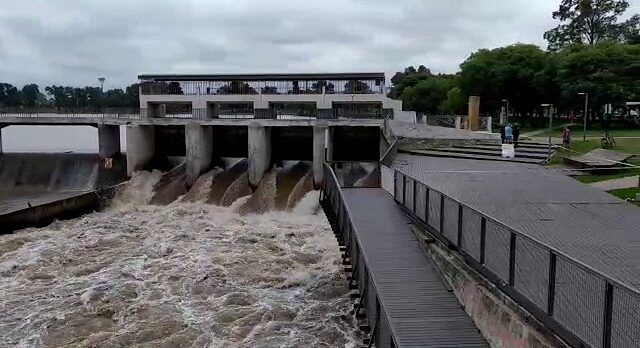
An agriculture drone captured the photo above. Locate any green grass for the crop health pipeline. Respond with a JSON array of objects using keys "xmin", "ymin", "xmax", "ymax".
[
  {"xmin": 607, "ymin": 187, "xmax": 640, "ymax": 202},
  {"xmin": 574, "ymin": 170, "xmax": 640, "ymax": 183}
]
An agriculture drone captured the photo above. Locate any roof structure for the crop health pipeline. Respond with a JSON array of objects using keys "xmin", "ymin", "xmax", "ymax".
[{"xmin": 138, "ymin": 73, "xmax": 385, "ymax": 82}]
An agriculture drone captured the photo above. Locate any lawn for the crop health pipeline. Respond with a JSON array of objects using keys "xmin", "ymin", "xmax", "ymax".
[{"xmin": 607, "ymin": 187, "xmax": 640, "ymax": 203}]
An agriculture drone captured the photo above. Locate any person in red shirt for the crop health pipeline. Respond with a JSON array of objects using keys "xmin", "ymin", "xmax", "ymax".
[{"xmin": 568, "ymin": 111, "xmax": 575, "ymax": 124}]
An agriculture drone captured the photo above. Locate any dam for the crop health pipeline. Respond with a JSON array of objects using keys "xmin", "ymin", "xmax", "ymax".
[{"xmin": 1, "ymin": 72, "xmax": 640, "ymax": 348}]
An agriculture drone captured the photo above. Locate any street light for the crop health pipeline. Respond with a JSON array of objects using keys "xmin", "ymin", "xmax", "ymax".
[
  {"xmin": 578, "ymin": 92, "xmax": 589, "ymax": 141},
  {"xmin": 502, "ymin": 99, "xmax": 509, "ymax": 124},
  {"xmin": 541, "ymin": 104, "xmax": 554, "ymax": 159}
]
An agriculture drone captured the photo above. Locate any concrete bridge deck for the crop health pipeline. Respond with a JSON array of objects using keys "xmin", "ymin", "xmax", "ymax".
[
  {"xmin": 342, "ymin": 188, "xmax": 487, "ymax": 347},
  {"xmin": 0, "ymin": 114, "xmax": 385, "ymax": 127}
]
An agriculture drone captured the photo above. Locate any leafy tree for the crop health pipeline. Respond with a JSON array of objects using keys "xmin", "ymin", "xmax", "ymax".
[
  {"xmin": 440, "ymin": 87, "xmax": 466, "ymax": 114},
  {"xmin": 401, "ymin": 76, "xmax": 456, "ymax": 114},
  {"xmin": 124, "ymin": 83, "xmax": 140, "ymax": 108},
  {"xmin": 20, "ymin": 84, "xmax": 41, "ymax": 107},
  {"xmin": 389, "ymin": 65, "xmax": 432, "ymax": 98},
  {"xmin": 458, "ymin": 44, "xmax": 556, "ymax": 120},
  {"xmin": 555, "ymin": 42, "xmax": 640, "ymax": 123},
  {"xmin": 544, "ymin": 0, "xmax": 639, "ymax": 50},
  {"xmin": 311, "ymin": 80, "xmax": 335, "ymax": 93},
  {"xmin": 0, "ymin": 83, "xmax": 21, "ymax": 107}
]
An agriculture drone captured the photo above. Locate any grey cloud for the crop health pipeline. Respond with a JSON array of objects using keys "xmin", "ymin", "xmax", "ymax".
[{"xmin": 1, "ymin": 0, "xmax": 637, "ymax": 89}]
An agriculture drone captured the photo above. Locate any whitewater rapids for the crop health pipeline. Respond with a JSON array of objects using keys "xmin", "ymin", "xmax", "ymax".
[{"xmin": 0, "ymin": 172, "xmax": 360, "ymax": 347}]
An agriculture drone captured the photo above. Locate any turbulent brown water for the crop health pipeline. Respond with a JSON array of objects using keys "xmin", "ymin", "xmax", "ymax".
[{"xmin": 0, "ymin": 171, "xmax": 360, "ymax": 347}]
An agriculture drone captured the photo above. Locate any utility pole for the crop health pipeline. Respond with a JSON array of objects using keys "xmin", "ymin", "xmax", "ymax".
[{"xmin": 579, "ymin": 92, "xmax": 589, "ymax": 141}]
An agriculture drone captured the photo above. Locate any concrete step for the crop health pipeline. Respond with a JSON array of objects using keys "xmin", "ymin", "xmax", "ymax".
[
  {"xmin": 451, "ymin": 145, "xmax": 551, "ymax": 156},
  {"xmin": 401, "ymin": 149, "xmax": 545, "ymax": 164},
  {"xmin": 435, "ymin": 147, "xmax": 549, "ymax": 160}
]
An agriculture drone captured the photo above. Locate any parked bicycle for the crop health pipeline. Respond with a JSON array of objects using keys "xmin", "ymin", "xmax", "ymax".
[{"xmin": 601, "ymin": 130, "xmax": 616, "ymax": 148}]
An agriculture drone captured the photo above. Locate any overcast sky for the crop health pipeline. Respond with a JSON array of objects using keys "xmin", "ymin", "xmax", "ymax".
[{"xmin": 1, "ymin": 0, "xmax": 638, "ymax": 89}]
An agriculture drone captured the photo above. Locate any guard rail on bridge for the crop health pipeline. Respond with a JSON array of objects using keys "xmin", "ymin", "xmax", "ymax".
[{"xmin": 389, "ymin": 167, "xmax": 639, "ymax": 348}]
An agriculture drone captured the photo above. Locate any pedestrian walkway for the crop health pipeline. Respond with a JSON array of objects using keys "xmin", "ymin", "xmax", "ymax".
[{"xmin": 590, "ymin": 175, "xmax": 639, "ymax": 190}]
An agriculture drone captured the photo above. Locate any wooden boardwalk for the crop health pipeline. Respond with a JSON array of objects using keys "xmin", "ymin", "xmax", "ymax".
[{"xmin": 342, "ymin": 188, "xmax": 486, "ymax": 347}]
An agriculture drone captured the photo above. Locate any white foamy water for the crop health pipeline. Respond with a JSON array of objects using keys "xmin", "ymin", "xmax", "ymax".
[{"xmin": 0, "ymin": 172, "xmax": 359, "ymax": 347}]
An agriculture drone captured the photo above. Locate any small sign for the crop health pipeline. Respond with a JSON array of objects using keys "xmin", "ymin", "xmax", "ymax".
[{"xmin": 104, "ymin": 158, "xmax": 113, "ymax": 169}]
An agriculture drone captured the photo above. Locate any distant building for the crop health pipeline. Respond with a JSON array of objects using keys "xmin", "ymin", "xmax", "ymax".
[{"xmin": 138, "ymin": 73, "xmax": 403, "ymax": 120}]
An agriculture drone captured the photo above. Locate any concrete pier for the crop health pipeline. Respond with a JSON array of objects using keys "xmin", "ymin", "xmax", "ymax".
[
  {"xmin": 248, "ymin": 123, "xmax": 271, "ymax": 189},
  {"xmin": 468, "ymin": 96, "xmax": 480, "ymax": 131},
  {"xmin": 313, "ymin": 124, "xmax": 328, "ymax": 188},
  {"xmin": 185, "ymin": 123, "xmax": 213, "ymax": 187},
  {"xmin": 126, "ymin": 125, "xmax": 155, "ymax": 176},
  {"xmin": 0, "ymin": 127, "xmax": 3, "ymax": 154},
  {"xmin": 98, "ymin": 125, "xmax": 121, "ymax": 159}
]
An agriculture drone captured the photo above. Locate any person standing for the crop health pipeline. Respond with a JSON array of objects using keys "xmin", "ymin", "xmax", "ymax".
[
  {"xmin": 562, "ymin": 126, "xmax": 572, "ymax": 148},
  {"xmin": 504, "ymin": 124, "xmax": 513, "ymax": 143},
  {"xmin": 568, "ymin": 111, "xmax": 575, "ymax": 124}
]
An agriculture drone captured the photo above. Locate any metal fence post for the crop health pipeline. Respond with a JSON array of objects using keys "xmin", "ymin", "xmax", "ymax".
[
  {"xmin": 457, "ymin": 205, "xmax": 463, "ymax": 247},
  {"xmin": 402, "ymin": 173, "xmax": 406, "ymax": 206},
  {"xmin": 602, "ymin": 283, "xmax": 614, "ymax": 348},
  {"xmin": 509, "ymin": 232, "xmax": 516, "ymax": 287},
  {"xmin": 393, "ymin": 171, "xmax": 398, "ymax": 202},
  {"xmin": 424, "ymin": 187, "xmax": 430, "ymax": 223},
  {"xmin": 412, "ymin": 179, "xmax": 417, "ymax": 213},
  {"xmin": 480, "ymin": 218, "xmax": 486, "ymax": 264},
  {"xmin": 439, "ymin": 195, "xmax": 445, "ymax": 234},
  {"xmin": 547, "ymin": 252, "xmax": 557, "ymax": 316}
]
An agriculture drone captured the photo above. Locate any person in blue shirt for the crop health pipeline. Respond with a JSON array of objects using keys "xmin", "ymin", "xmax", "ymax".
[{"xmin": 504, "ymin": 124, "xmax": 513, "ymax": 143}]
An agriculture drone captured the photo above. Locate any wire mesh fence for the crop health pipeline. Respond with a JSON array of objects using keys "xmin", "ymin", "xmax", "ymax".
[{"xmin": 393, "ymin": 170, "xmax": 640, "ymax": 348}]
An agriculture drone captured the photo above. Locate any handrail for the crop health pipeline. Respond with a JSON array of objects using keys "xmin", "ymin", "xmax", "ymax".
[{"xmin": 393, "ymin": 168, "xmax": 640, "ymax": 348}]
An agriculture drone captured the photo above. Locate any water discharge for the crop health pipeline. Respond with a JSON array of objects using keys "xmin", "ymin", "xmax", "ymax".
[{"xmin": 0, "ymin": 171, "xmax": 361, "ymax": 347}]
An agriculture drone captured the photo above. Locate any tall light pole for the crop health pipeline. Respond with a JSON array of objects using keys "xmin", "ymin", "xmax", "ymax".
[
  {"xmin": 502, "ymin": 99, "xmax": 509, "ymax": 124},
  {"xmin": 542, "ymin": 104, "xmax": 554, "ymax": 159},
  {"xmin": 578, "ymin": 92, "xmax": 588, "ymax": 141}
]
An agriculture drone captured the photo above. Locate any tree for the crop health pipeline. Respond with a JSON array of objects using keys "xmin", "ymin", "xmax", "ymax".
[
  {"xmin": 389, "ymin": 65, "xmax": 432, "ymax": 98},
  {"xmin": 0, "ymin": 83, "xmax": 21, "ymax": 107},
  {"xmin": 544, "ymin": 0, "xmax": 639, "ymax": 50},
  {"xmin": 555, "ymin": 42, "xmax": 640, "ymax": 123},
  {"xmin": 20, "ymin": 84, "xmax": 41, "ymax": 107},
  {"xmin": 458, "ymin": 44, "xmax": 556, "ymax": 120},
  {"xmin": 401, "ymin": 76, "xmax": 456, "ymax": 114},
  {"xmin": 440, "ymin": 87, "xmax": 466, "ymax": 114}
]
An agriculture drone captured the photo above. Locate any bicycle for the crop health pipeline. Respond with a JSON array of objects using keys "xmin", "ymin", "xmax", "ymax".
[{"xmin": 601, "ymin": 130, "xmax": 616, "ymax": 148}]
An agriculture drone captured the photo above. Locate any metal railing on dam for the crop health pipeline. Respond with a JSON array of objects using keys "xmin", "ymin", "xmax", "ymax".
[{"xmin": 391, "ymin": 168, "xmax": 640, "ymax": 348}]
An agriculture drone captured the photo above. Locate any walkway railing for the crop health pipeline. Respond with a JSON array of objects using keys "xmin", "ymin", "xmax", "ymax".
[
  {"xmin": 0, "ymin": 108, "xmax": 141, "ymax": 119},
  {"xmin": 320, "ymin": 163, "xmax": 395, "ymax": 347},
  {"xmin": 391, "ymin": 168, "xmax": 640, "ymax": 348}
]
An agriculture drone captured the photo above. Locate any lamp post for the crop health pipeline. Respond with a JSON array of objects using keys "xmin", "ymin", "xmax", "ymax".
[
  {"xmin": 542, "ymin": 104, "xmax": 554, "ymax": 159},
  {"xmin": 502, "ymin": 99, "xmax": 509, "ymax": 124},
  {"xmin": 578, "ymin": 92, "xmax": 588, "ymax": 141}
]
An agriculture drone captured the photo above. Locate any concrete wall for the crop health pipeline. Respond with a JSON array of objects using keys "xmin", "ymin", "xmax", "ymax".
[
  {"xmin": 412, "ymin": 226, "xmax": 570, "ymax": 348},
  {"xmin": 248, "ymin": 123, "xmax": 271, "ymax": 188},
  {"xmin": 0, "ymin": 185, "xmax": 121, "ymax": 234},
  {"xmin": 185, "ymin": 123, "xmax": 214, "ymax": 187},
  {"xmin": 313, "ymin": 124, "xmax": 328, "ymax": 188},
  {"xmin": 98, "ymin": 124, "xmax": 121, "ymax": 159},
  {"xmin": 126, "ymin": 125, "xmax": 155, "ymax": 176}
]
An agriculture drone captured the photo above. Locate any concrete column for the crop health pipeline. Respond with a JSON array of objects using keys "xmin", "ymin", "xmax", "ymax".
[
  {"xmin": 468, "ymin": 96, "xmax": 480, "ymax": 131},
  {"xmin": 248, "ymin": 123, "xmax": 271, "ymax": 189},
  {"xmin": 185, "ymin": 123, "xmax": 213, "ymax": 187},
  {"xmin": 313, "ymin": 123, "xmax": 328, "ymax": 189},
  {"xmin": 454, "ymin": 116, "xmax": 461, "ymax": 129},
  {"xmin": 98, "ymin": 124, "xmax": 121, "ymax": 159},
  {"xmin": 0, "ymin": 126, "xmax": 3, "ymax": 155},
  {"xmin": 485, "ymin": 116, "xmax": 492, "ymax": 133},
  {"xmin": 325, "ymin": 127, "xmax": 334, "ymax": 162},
  {"xmin": 126, "ymin": 125, "xmax": 155, "ymax": 176}
]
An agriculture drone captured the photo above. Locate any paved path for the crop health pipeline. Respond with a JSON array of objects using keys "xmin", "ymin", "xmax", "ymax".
[
  {"xmin": 590, "ymin": 175, "xmax": 640, "ymax": 190},
  {"xmin": 522, "ymin": 123, "xmax": 572, "ymax": 137},
  {"xmin": 342, "ymin": 188, "xmax": 487, "ymax": 347}
]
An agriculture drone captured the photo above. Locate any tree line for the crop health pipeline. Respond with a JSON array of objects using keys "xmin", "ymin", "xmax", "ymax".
[
  {"xmin": 390, "ymin": 0, "xmax": 640, "ymax": 126},
  {"xmin": 0, "ymin": 83, "xmax": 140, "ymax": 110}
]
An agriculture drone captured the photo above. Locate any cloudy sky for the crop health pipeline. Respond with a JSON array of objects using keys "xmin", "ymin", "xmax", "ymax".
[{"xmin": 1, "ymin": 0, "xmax": 639, "ymax": 89}]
